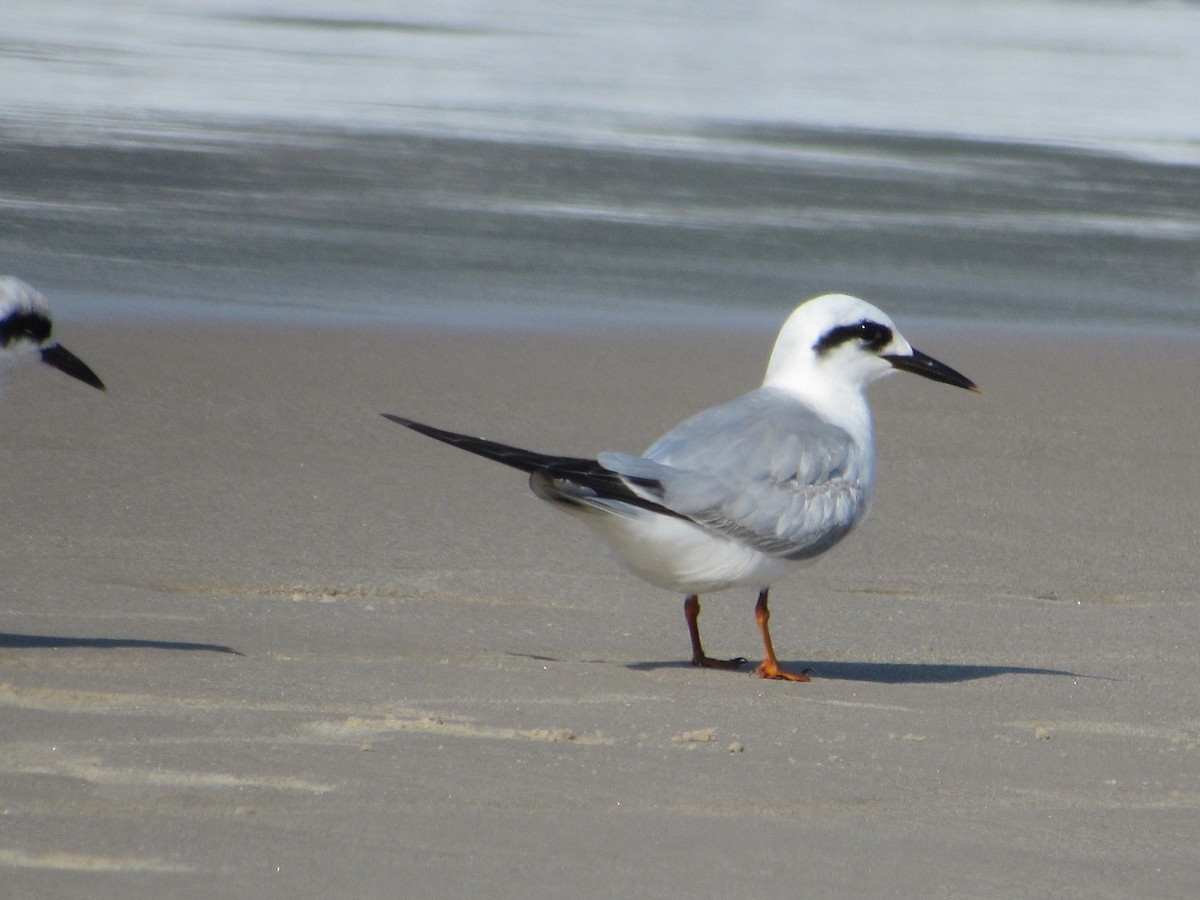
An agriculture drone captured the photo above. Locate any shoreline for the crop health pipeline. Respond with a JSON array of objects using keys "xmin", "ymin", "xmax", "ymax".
[
  {"xmin": 7, "ymin": 122, "xmax": 1198, "ymax": 334},
  {"xmin": 50, "ymin": 296, "xmax": 1200, "ymax": 345}
]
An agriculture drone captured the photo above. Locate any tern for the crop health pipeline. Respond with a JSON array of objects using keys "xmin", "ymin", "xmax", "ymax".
[
  {"xmin": 0, "ymin": 277, "xmax": 105, "ymax": 392},
  {"xmin": 384, "ymin": 294, "xmax": 977, "ymax": 680}
]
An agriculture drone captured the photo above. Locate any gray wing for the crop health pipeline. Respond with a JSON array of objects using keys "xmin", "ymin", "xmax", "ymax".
[{"xmin": 598, "ymin": 387, "xmax": 870, "ymax": 559}]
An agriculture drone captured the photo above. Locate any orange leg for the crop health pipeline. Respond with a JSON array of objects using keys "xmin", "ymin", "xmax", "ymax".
[
  {"xmin": 753, "ymin": 589, "xmax": 810, "ymax": 682},
  {"xmin": 683, "ymin": 594, "xmax": 746, "ymax": 670}
]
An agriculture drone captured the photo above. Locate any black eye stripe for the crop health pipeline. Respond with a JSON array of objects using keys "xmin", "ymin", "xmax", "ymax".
[
  {"xmin": 0, "ymin": 311, "xmax": 53, "ymax": 348},
  {"xmin": 813, "ymin": 320, "xmax": 893, "ymax": 356}
]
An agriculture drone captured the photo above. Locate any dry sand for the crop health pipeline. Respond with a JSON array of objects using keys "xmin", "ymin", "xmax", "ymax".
[{"xmin": 1, "ymin": 319, "xmax": 1197, "ymax": 898}]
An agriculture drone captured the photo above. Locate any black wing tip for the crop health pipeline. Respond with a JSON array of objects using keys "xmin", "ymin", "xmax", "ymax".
[
  {"xmin": 381, "ymin": 413, "xmax": 480, "ymax": 444},
  {"xmin": 383, "ymin": 413, "xmax": 444, "ymax": 433}
]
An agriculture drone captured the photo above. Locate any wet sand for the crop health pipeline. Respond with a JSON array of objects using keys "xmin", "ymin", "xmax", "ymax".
[
  {"xmin": 4, "ymin": 125, "xmax": 1198, "ymax": 330},
  {"xmin": 1, "ymin": 319, "xmax": 1197, "ymax": 898}
]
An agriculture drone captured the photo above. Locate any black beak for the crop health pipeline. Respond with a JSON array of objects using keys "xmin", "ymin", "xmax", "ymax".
[
  {"xmin": 40, "ymin": 343, "xmax": 106, "ymax": 391},
  {"xmin": 884, "ymin": 348, "xmax": 979, "ymax": 392}
]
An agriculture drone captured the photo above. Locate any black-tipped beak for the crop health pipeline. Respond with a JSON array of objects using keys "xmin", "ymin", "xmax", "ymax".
[
  {"xmin": 40, "ymin": 343, "xmax": 106, "ymax": 391},
  {"xmin": 884, "ymin": 348, "xmax": 979, "ymax": 392}
]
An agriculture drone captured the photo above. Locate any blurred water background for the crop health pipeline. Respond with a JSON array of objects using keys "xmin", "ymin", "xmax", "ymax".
[{"xmin": 2, "ymin": 0, "xmax": 1198, "ymax": 330}]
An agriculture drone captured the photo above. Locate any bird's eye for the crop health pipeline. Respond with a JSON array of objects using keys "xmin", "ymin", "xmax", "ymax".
[
  {"xmin": 856, "ymin": 321, "xmax": 892, "ymax": 351},
  {"xmin": 814, "ymin": 320, "xmax": 895, "ymax": 356},
  {"xmin": 0, "ymin": 311, "xmax": 53, "ymax": 348}
]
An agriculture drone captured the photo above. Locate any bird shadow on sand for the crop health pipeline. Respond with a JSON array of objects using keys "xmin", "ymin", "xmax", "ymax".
[
  {"xmin": 626, "ymin": 659, "xmax": 1085, "ymax": 684},
  {"xmin": 0, "ymin": 632, "xmax": 243, "ymax": 655}
]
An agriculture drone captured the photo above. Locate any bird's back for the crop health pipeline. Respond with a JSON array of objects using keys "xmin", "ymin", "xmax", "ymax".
[{"xmin": 587, "ymin": 386, "xmax": 875, "ymax": 584}]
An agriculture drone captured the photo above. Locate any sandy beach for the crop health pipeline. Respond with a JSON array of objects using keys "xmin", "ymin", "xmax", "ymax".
[
  {"xmin": 3, "ymin": 3, "xmax": 1199, "ymax": 895},
  {"xmin": 1, "ymin": 319, "xmax": 1197, "ymax": 898}
]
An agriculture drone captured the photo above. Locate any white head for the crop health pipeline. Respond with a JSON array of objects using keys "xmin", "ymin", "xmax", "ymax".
[
  {"xmin": 0, "ymin": 276, "xmax": 105, "ymax": 391},
  {"xmin": 764, "ymin": 293, "xmax": 976, "ymax": 435}
]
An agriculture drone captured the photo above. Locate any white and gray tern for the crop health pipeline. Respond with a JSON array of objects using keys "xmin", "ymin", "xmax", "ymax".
[
  {"xmin": 385, "ymin": 294, "xmax": 977, "ymax": 681},
  {"xmin": 0, "ymin": 276, "xmax": 105, "ymax": 392}
]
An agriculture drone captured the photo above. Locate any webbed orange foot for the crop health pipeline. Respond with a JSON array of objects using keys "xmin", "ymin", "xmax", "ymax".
[{"xmin": 753, "ymin": 660, "xmax": 811, "ymax": 682}]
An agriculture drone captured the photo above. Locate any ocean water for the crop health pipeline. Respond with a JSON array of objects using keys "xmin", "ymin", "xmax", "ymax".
[{"xmin": 2, "ymin": 0, "xmax": 1198, "ymax": 330}]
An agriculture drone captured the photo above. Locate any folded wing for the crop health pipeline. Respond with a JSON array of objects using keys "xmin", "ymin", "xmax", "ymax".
[
  {"xmin": 603, "ymin": 388, "xmax": 868, "ymax": 559},
  {"xmin": 385, "ymin": 386, "xmax": 869, "ymax": 562}
]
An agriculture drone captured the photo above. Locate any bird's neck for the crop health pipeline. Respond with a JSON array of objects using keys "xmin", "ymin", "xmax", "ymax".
[{"xmin": 768, "ymin": 373, "xmax": 875, "ymax": 453}]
